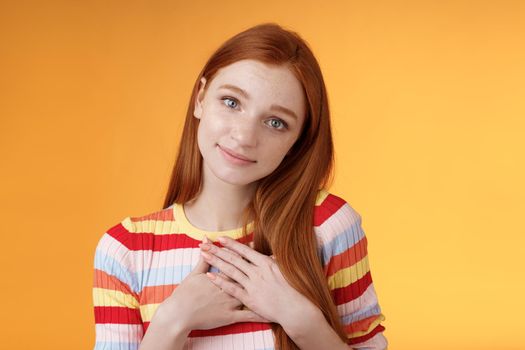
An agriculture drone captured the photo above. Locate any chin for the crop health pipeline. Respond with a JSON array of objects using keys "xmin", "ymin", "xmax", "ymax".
[{"xmin": 205, "ymin": 160, "xmax": 256, "ymax": 186}]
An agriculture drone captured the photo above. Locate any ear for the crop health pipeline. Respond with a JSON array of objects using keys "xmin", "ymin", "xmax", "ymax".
[{"xmin": 193, "ymin": 77, "xmax": 207, "ymax": 120}]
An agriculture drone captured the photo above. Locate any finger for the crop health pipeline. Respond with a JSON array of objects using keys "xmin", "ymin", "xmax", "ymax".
[
  {"xmin": 233, "ymin": 309, "xmax": 272, "ymax": 324},
  {"xmin": 199, "ymin": 244, "xmax": 245, "ymax": 283},
  {"xmin": 201, "ymin": 250, "xmax": 250, "ymax": 287},
  {"xmin": 200, "ymin": 243, "xmax": 247, "ymax": 262},
  {"xmin": 224, "ymin": 246, "xmax": 242, "ymax": 259},
  {"xmin": 218, "ymin": 271, "xmax": 234, "ymax": 282},
  {"xmin": 205, "ymin": 272, "xmax": 248, "ymax": 303},
  {"xmin": 201, "ymin": 243, "xmax": 254, "ymax": 278},
  {"xmin": 224, "ymin": 247, "xmax": 254, "ymax": 266},
  {"xmin": 217, "ymin": 236, "xmax": 269, "ymax": 267}
]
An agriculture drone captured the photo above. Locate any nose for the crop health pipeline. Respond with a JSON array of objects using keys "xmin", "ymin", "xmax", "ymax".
[{"xmin": 230, "ymin": 117, "xmax": 258, "ymax": 147}]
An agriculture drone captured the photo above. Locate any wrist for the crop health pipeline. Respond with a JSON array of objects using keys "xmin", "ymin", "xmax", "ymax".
[
  {"xmin": 139, "ymin": 306, "xmax": 191, "ymax": 350},
  {"xmin": 282, "ymin": 306, "xmax": 347, "ymax": 350},
  {"xmin": 280, "ymin": 300, "xmax": 322, "ymax": 338},
  {"xmin": 152, "ymin": 304, "xmax": 191, "ymax": 338}
]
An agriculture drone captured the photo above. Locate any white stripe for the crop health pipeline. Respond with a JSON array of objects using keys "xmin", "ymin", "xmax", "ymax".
[
  {"xmin": 337, "ymin": 283, "xmax": 379, "ymax": 316},
  {"xmin": 95, "ymin": 323, "xmax": 143, "ymax": 343},
  {"xmin": 314, "ymin": 202, "xmax": 361, "ymax": 250},
  {"xmin": 182, "ymin": 329, "xmax": 275, "ymax": 350}
]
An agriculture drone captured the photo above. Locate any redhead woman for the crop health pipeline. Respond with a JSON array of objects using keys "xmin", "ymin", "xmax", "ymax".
[{"xmin": 92, "ymin": 23, "xmax": 388, "ymax": 350}]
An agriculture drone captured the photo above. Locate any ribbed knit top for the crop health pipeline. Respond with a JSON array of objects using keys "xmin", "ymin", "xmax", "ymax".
[{"xmin": 92, "ymin": 189, "xmax": 388, "ymax": 349}]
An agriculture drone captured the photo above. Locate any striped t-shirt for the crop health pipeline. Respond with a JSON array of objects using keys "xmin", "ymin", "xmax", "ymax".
[{"xmin": 92, "ymin": 189, "xmax": 388, "ymax": 349}]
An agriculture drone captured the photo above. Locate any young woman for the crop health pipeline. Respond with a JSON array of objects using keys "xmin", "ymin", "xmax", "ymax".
[{"xmin": 93, "ymin": 23, "xmax": 388, "ymax": 350}]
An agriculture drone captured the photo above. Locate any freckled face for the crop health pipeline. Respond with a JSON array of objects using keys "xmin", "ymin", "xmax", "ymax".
[{"xmin": 193, "ymin": 59, "xmax": 306, "ymax": 186}]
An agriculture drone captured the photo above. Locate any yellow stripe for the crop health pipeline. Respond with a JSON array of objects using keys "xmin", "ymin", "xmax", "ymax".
[
  {"xmin": 121, "ymin": 217, "xmax": 182, "ymax": 236},
  {"xmin": 121, "ymin": 211, "xmax": 254, "ymax": 241},
  {"xmin": 93, "ymin": 288, "xmax": 139, "ymax": 308},
  {"xmin": 347, "ymin": 313, "xmax": 386, "ymax": 338},
  {"xmin": 120, "ymin": 188, "xmax": 330, "ymax": 239},
  {"xmin": 173, "ymin": 202, "xmax": 255, "ymax": 240},
  {"xmin": 139, "ymin": 303, "xmax": 161, "ymax": 322},
  {"xmin": 327, "ymin": 255, "xmax": 370, "ymax": 290}
]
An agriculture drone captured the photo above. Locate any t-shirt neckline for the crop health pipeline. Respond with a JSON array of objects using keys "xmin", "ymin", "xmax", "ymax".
[{"xmin": 172, "ymin": 202, "xmax": 254, "ymax": 240}]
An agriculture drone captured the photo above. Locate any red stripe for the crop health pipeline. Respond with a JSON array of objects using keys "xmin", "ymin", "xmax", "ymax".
[
  {"xmin": 94, "ymin": 306, "xmax": 142, "ymax": 324},
  {"xmin": 106, "ymin": 222, "xmax": 254, "ymax": 252},
  {"xmin": 313, "ymin": 194, "xmax": 346, "ymax": 227},
  {"xmin": 129, "ymin": 208, "xmax": 175, "ymax": 222},
  {"xmin": 107, "ymin": 192, "xmax": 344, "ymax": 251},
  {"xmin": 140, "ymin": 284, "xmax": 178, "ymax": 304},
  {"xmin": 143, "ymin": 321, "xmax": 271, "ymax": 337},
  {"xmin": 332, "ymin": 270, "xmax": 373, "ymax": 305},
  {"xmin": 324, "ymin": 236, "xmax": 368, "ymax": 277},
  {"xmin": 93, "ymin": 269, "xmax": 140, "ymax": 301},
  {"xmin": 343, "ymin": 314, "xmax": 379, "ymax": 334},
  {"xmin": 347, "ymin": 324, "xmax": 386, "ymax": 345}
]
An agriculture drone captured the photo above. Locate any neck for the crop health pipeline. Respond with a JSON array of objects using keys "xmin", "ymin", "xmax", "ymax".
[{"xmin": 183, "ymin": 164, "xmax": 257, "ymax": 232}]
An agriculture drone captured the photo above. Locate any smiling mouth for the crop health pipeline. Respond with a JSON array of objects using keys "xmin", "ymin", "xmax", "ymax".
[
  {"xmin": 217, "ymin": 145, "xmax": 258, "ymax": 166},
  {"xmin": 217, "ymin": 144, "xmax": 256, "ymax": 162}
]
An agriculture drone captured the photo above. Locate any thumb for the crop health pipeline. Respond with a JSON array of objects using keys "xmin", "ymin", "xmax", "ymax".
[{"xmin": 190, "ymin": 235, "xmax": 211, "ymax": 275}]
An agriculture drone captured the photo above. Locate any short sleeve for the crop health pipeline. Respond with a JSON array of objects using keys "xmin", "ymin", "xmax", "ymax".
[
  {"xmin": 92, "ymin": 223, "xmax": 144, "ymax": 350},
  {"xmin": 316, "ymin": 198, "xmax": 388, "ymax": 349}
]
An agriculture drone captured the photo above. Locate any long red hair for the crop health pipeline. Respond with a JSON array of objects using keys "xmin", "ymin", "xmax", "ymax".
[{"xmin": 163, "ymin": 23, "xmax": 347, "ymax": 349}]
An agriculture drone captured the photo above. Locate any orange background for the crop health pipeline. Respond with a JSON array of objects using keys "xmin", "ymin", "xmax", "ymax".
[{"xmin": 1, "ymin": 1, "xmax": 524, "ymax": 349}]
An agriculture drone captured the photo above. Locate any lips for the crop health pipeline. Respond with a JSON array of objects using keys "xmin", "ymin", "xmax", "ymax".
[{"xmin": 218, "ymin": 144, "xmax": 256, "ymax": 162}]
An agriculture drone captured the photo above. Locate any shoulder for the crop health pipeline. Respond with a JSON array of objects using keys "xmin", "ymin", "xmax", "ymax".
[
  {"xmin": 93, "ymin": 207, "xmax": 175, "ymax": 291},
  {"xmin": 123, "ymin": 206, "xmax": 176, "ymax": 236},
  {"xmin": 95, "ymin": 206, "xmax": 175, "ymax": 252},
  {"xmin": 314, "ymin": 188, "xmax": 362, "ymax": 231},
  {"xmin": 313, "ymin": 189, "xmax": 365, "ymax": 264}
]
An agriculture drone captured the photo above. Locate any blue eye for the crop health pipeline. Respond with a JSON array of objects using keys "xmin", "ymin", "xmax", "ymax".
[
  {"xmin": 222, "ymin": 97, "xmax": 238, "ymax": 109},
  {"xmin": 221, "ymin": 96, "xmax": 288, "ymax": 131},
  {"xmin": 267, "ymin": 118, "xmax": 288, "ymax": 131}
]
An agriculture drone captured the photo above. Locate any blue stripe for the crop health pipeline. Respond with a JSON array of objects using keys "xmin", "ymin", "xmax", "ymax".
[
  {"xmin": 320, "ymin": 219, "xmax": 365, "ymax": 266},
  {"xmin": 342, "ymin": 303, "xmax": 382, "ymax": 325},
  {"xmin": 94, "ymin": 250, "xmax": 140, "ymax": 294}
]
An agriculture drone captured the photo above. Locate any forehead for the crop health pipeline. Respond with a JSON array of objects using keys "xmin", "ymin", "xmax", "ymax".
[{"xmin": 208, "ymin": 59, "xmax": 306, "ymax": 117}]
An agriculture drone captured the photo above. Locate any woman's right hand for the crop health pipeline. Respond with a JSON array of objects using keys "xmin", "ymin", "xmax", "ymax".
[{"xmin": 151, "ymin": 236, "xmax": 271, "ymax": 334}]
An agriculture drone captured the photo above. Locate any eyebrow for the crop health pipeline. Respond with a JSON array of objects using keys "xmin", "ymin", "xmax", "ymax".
[{"xmin": 218, "ymin": 84, "xmax": 299, "ymax": 120}]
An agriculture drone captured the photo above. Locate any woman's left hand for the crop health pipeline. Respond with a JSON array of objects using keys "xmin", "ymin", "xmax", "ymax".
[{"xmin": 198, "ymin": 236, "xmax": 318, "ymax": 327}]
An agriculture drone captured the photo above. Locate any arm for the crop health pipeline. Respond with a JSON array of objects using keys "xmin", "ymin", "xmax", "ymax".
[
  {"xmin": 93, "ymin": 230, "xmax": 144, "ymax": 349},
  {"xmin": 138, "ymin": 307, "xmax": 190, "ymax": 350},
  {"xmin": 94, "ymin": 224, "xmax": 194, "ymax": 350},
  {"xmin": 281, "ymin": 304, "xmax": 348, "ymax": 350},
  {"xmin": 316, "ymin": 196, "xmax": 388, "ymax": 349},
  {"xmin": 283, "ymin": 308, "xmax": 388, "ymax": 350}
]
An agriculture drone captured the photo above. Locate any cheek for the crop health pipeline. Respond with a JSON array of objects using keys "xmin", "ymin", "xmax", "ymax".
[
  {"xmin": 261, "ymin": 141, "xmax": 292, "ymax": 164},
  {"xmin": 198, "ymin": 109, "xmax": 229, "ymax": 139}
]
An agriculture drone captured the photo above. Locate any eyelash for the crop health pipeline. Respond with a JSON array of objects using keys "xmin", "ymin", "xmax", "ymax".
[{"xmin": 220, "ymin": 96, "xmax": 289, "ymax": 131}]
